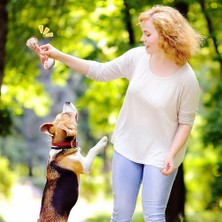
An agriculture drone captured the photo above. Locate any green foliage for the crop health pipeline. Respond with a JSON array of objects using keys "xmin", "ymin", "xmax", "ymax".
[
  {"xmin": 78, "ymin": 79, "xmax": 127, "ymax": 136},
  {"xmin": 87, "ymin": 213, "xmax": 111, "ymax": 222},
  {"xmin": 0, "ymin": 216, "xmax": 4, "ymax": 222},
  {"xmin": 80, "ymin": 157, "xmax": 112, "ymax": 201},
  {"xmin": 184, "ymin": 0, "xmax": 222, "ymax": 217},
  {"xmin": 185, "ymin": 114, "xmax": 222, "ymax": 218},
  {"xmin": 203, "ymin": 83, "xmax": 222, "ymax": 147},
  {"xmin": 87, "ymin": 212, "xmax": 144, "ymax": 222},
  {"xmin": 200, "ymin": 82, "xmax": 222, "ymax": 211},
  {"xmin": 210, "ymin": 161, "xmax": 222, "ymax": 210},
  {"xmin": 0, "ymin": 107, "xmax": 13, "ymax": 137},
  {"xmin": 0, "ymin": 156, "xmax": 16, "ymax": 199}
]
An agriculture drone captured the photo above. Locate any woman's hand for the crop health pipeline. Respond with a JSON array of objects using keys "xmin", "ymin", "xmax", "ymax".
[
  {"xmin": 161, "ymin": 155, "xmax": 175, "ymax": 176},
  {"xmin": 40, "ymin": 44, "xmax": 62, "ymax": 60},
  {"xmin": 160, "ymin": 124, "xmax": 192, "ymax": 176},
  {"xmin": 40, "ymin": 44, "xmax": 90, "ymax": 74}
]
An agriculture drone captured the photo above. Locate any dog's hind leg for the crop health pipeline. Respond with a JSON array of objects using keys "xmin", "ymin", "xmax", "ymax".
[{"xmin": 82, "ymin": 136, "xmax": 108, "ymax": 174}]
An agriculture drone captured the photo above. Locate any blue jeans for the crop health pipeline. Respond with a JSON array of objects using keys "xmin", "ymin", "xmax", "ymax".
[{"xmin": 111, "ymin": 151, "xmax": 177, "ymax": 222}]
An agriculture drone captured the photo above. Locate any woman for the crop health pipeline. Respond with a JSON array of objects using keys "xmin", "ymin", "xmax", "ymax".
[{"xmin": 40, "ymin": 5, "xmax": 203, "ymax": 222}]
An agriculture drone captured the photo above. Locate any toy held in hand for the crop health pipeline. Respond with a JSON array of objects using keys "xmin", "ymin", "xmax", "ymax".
[
  {"xmin": 26, "ymin": 25, "xmax": 54, "ymax": 70},
  {"xmin": 26, "ymin": 36, "xmax": 55, "ymax": 70}
]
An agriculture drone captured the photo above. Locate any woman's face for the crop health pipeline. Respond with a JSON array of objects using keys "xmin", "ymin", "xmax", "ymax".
[{"xmin": 140, "ymin": 19, "xmax": 160, "ymax": 54}]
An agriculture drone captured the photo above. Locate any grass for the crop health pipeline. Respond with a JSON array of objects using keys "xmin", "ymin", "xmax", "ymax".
[
  {"xmin": 87, "ymin": 211, "xmax": 144, "ymax": 222},
  {"xmin": 86, "ymin": 209, "xmax": 222, "ymax": 222}
]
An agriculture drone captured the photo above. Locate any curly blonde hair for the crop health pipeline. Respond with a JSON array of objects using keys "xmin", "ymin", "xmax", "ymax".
[{"xmin": 138, "ymin": 5, "xmax": 204, "ymax": 65}]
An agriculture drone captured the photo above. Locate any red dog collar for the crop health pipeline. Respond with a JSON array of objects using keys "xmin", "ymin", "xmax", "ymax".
[{"xmin": 51, "ymin": 140, "xmax": 77, "ymax": 150}]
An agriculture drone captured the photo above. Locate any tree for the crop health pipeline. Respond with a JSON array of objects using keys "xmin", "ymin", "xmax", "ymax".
[
  {"xmin": 0, "ymin": 0, "xmax": 8, "ymax": 96},
  {"xmin": 198, "ymin": 0, "xmax": 222, "ymax": 212},
  {"xmin": 0, "ymin": 0, "xmax": 12, "ymax": 139}
]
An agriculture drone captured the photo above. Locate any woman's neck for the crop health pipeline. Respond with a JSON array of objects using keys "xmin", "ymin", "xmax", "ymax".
[{"xmin": 149, "ymin": 53, "xmax": 182, "ymax": 77}]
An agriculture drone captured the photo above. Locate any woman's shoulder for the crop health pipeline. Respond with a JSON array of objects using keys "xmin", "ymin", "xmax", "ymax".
[
  {"xmin": 123, "ymin": 46, "xmax": 148, "ymax": 63},
  {"xmin": 126, "ymin": 45, "xmax": 146, "ymax": 55},
  {"xmin": 178, "ymin": 63, "xmax": 200, "ymax": 89},
  {"xmin": 179, "ymin": 63, "xmax": 198, "ymax": 80}
]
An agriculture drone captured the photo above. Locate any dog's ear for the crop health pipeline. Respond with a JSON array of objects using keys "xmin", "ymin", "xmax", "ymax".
[{"xmin": 39, "ymin": 123, "xmax": 55, "ymax": 136}]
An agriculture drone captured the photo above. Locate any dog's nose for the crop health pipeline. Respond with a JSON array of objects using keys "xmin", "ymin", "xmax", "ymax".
[
  {"xmin": 63, "ymin": 102, "xmax": 78, "ymax": 115},
  {"xmin": 63, "ymin": 102, "xmax": 71, "ymax": 111}
]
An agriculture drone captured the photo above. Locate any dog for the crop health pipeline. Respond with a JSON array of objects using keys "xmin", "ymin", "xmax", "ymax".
[{"xmin": 38, "ymin": 102, "xmax": 108, "ymax": 222}]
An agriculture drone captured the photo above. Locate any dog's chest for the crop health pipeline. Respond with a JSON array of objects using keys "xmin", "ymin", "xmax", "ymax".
[
  {"xmin": 49, "ymin": 149, "xmax": 82, "ymax": 162},
  {"xmin": 48, "ymin": 148, "xmax": 84, "ymax": 176}
]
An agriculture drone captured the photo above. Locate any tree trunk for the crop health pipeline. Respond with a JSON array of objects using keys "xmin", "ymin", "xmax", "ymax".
[
  {"xmin": 0, "ymin": 0, "xmax": 8, "ymax": 99},
  {"xmin": 123, "ymin": 0, "xmax": 135, "ymax": 46},
  {"xmin": 166, "ymin": 164, "xmax": 186, "ymax": 222},
  {"xmin": 166, "ymin": 2, "xmax": 189, "ymax": 221},
  {"xmin": 28, "ymin": 159, "xmax": 33, "ymax": 177}
]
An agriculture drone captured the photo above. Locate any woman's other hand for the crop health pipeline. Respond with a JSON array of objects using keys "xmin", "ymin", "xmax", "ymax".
[{"xmin": 161, "ymin": 156, "xmax": 175, "ymax": 176}]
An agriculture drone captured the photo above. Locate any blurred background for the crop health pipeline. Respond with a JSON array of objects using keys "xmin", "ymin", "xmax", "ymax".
[{"xmin": 0, "ymin": 0, "xmax": 222, "ymax": 221}]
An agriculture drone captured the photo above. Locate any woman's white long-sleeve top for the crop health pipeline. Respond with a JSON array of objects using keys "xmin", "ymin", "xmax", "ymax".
[{"xmin": 86, "ymin": 46, "xmax": 200, "ymax": 168}]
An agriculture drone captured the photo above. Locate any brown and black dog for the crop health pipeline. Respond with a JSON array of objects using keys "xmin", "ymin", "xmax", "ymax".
[{"xmin": 38, "ymin": 102, "xmax": 108, "ymax": 222}]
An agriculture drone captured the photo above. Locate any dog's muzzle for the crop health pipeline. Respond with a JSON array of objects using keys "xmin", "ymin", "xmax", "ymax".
[
  {"xmin": 63, "ymin": 101, "xmax": 77, "ymax": 113},
  {"xmin": 63, "ymin": 101, "xmax": 78, "ymax": 121}
]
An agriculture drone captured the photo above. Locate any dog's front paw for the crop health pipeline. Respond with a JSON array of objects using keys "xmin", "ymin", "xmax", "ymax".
[
  {"xmin": 95, "ymin": 136, "xmax": 108, "ymax": 153},
  {"xmin": 100, "ymin": 136, "xmax": 108, "ymax": 144}
]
